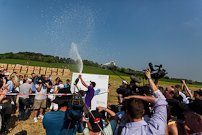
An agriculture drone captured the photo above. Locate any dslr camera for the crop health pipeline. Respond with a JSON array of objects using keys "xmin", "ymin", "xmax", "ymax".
[{"xmin": 38, "ymin": 75, "xmax": 47, "ymax": 84}]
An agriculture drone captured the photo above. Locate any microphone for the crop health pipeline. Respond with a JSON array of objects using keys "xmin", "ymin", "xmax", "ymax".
[
  {"xmin": 130, "ymin": 75, "xmax": 141, "ymax": 83},
  {"xmin": 101, "ymin": 61, "xmax": 115, "ymax": 70}
]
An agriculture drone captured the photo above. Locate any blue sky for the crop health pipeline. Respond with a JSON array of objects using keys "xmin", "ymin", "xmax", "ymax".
[{"xmin": 0, "ymin": 0, "xmax": 202, "ymax": 82}]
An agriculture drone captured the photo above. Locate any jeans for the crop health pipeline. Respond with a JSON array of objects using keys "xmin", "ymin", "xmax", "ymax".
[{"xmin": 19, "ymin": 98, "xmax": 30, "ymax": 120}]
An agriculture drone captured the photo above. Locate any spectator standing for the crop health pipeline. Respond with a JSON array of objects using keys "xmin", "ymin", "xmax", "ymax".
[
  {"xmin": 23, "ymin": 74, "xmax": 28, "ymax": 83},
  {"xmin": 18, "ymin": 78, "xmax": 32, "ymax": 121},
  {"xmin": 33, "ymin": 78, "xmax": 50, "ymax": 122},
  {"xmin": 64, "ymin": 79, "xmax": 71, "ymax": 90}
]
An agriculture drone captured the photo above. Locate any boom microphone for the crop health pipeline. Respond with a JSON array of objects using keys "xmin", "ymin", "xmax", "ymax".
[
  {"xmin": 101, "ymin": 61, "xmax": 115, "ymax": 70},
  {"xmin": 130, "ymin": 75, "xmax": 141, "ymax": 83}
]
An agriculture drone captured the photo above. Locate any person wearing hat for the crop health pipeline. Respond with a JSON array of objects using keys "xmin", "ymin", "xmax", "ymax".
[
  {"xmin": 83, "ymin": 107, "xmax": 118, "ymax": 135},
  {"xmin": 18, "ymin": 78, "xmax": 32, "ymax": 121},
  {"xmin": 42, "ymin": 88, "xmax": 83, "ymax": 135},
  {"xmin": 78, "ymin": 74, "xmax": 96, "ymax": 108},
  {"xmin": 117, "ymin": 80, "xmax": 128, "ymax": 104},
  {"xmin": 64, "ymin": 79, "xmax": 71, "ymax": 90}
]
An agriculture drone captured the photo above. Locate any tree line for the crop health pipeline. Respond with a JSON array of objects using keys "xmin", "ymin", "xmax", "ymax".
[
  {"xmin": 0, "ymin": 52, "xmax": 137, "ymax": 75},
  {"xmin": 0, "ymin": 52, "xmax": 201, "ymax": 84}
]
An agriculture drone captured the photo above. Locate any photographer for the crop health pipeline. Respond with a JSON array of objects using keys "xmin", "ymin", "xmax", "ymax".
[
  {"xmin": 83, "ymin": 107, "xmax": 118, "ymax": 135},
  {"xmin": 121, "ymin": 95, "xmax": 167, "ymax": 135},
  {"xmin": 43, "ymin": 88, "xmax": 83, "ymax": 135},
  {"xmin": 117, "ymin": 80, "xmax": 128, "ymax": 104},
  {"xmin": 33, "ymin": 77, "xmax": 50, "ymax": 123}
]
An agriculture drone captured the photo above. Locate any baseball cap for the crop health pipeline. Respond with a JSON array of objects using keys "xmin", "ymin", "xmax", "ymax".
[
  {"xmin": 122, "ymin": 80, "xmax": 127, "ymax": 84},
  {"xmin": 52, "ymin": 88, "xmax": 73, "ymax": 105},
  {"xmin": 27, "ymin": 78, "xmax": 32, "ymax": 82},
  {"xmin": 89, "ymin": 110, "xmax": 103, "ymax": 132},
  {"xmin": 4, "ymin": 72, "xmax": 10, "ymax": 76},
  {"xmin": 90, "ymin": 81, "xmax": 96, "ymax": 87}
]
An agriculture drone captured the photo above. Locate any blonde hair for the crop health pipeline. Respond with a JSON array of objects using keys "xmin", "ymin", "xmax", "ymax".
[{"xmin": 10, "ymin": 75, "xmax": 20, "ymax": 89}]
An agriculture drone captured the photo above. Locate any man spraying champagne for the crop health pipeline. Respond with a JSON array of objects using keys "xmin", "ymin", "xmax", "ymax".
[{"xmin": 77, "ymin": 74, "xmax": 96, "ymax": 108}]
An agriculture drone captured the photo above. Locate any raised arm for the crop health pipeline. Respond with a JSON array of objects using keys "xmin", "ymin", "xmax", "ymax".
[
  {"xmin": 96, "ymin": 106, "xmax": 118, "ymax": 122},
  {"xmin": 145, "ymin": 69, "xmax": 158, "ymax": 92},
  {"xmin": 78, "ymin": 75, "xmax": 88, "ymax": 88},
  {"xmin": 125, "ymin": 95, "xmax": 157, "ymax": 104},
  {"xmin": 145, "ymin": 69, "xmax": 166, "ymax": 100},
  {"xmin": 181, "ymin": 80, "xmax": 193, "ymax": 99}
]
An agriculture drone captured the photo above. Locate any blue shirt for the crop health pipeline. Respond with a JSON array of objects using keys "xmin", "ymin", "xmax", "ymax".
[
  {"xmin": 85, "ymin": 86, "xmax": 94, "ymax": 108},
  {"xmin": 7, "ymin": 80, "xmax": 13, "ymax": 93},
  {"xmin": 43, "ymin": 111, "xmax": 83, "ymax": 135},
  {"xmin": 64, "ymin": 84, "xmax": 71, "ymax": 88},
  {"xmin": 121, "ymin": 98, "xmax": 167, "ymax": 135}
]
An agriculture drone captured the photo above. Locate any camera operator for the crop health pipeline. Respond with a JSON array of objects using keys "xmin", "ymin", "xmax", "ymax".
[
  {"xmin": 117, "ymin": 80, "xmax": 128, "ymax": 104},
  {"xmin": 33, "ymin": 77, "xmax": 50, "ymax": 123},
  {"xmin": 43, "ymin": 88, "xmax": 83, "ymax": 135}
]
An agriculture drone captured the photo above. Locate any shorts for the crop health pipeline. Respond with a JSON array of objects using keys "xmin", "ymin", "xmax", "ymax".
[{"xmin": 33, "ymin": 99, "xmax": 47, "ymax": 109}]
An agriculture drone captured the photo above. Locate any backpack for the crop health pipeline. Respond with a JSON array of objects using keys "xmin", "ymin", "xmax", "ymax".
[{"xmin": 65, "ymin": 95, "xmax": 84, "ymax": 121}]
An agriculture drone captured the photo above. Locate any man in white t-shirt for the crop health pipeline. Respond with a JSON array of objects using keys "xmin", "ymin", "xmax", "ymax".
[{"xmin": 33, "ymin": 78, "xmax": 50, "ymax": 123}]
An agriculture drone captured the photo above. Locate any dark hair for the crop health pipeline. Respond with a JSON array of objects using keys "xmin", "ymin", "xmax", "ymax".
[
  {"xmin": 31, "ymin": 73, "xmax": 35, "ymax": 75},
  {"xmin": 126, "ymin": 98, "xmax": 144, "ymax": 119},
  {"xmin": 24, "ymin": 74, "xmax": 28, "ymax": 77},
  {"xmin": 55, "ymin": 77, "xmax": 60, "ymax": 81},
  {"xmin": 175, "ymin": 85, "xmax": 181, "ymax": 89},
  {"xmin": 158, "ymin": 86, "xmax": 164, "ymax": 93},
  {"xmin": 58, "ymin": 80, "xmax": 63, "ymax": 83}
]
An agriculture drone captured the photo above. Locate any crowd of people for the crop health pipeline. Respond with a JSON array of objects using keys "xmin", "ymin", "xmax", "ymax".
[{"xmin": 0, "ymin": 67, "xmax": 202, "ymax": 135}]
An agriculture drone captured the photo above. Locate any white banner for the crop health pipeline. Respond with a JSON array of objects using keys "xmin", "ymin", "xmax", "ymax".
[{"xmin": 71, "ymin": 73, "xmax": 109, "ymax": 110}]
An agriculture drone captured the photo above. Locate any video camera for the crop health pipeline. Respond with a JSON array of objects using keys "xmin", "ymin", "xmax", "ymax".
[{"xmin": 147, "ymin": 62, "xmax": 167, "ymax": 79}]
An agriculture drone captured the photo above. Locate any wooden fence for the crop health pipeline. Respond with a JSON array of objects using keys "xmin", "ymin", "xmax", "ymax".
[{"xmin": 0, "ymin": 63, "xmax": 70, "ymax": 76}]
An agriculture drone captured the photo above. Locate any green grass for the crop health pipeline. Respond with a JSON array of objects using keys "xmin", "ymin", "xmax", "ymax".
[{"xmin": 0, "ymin": 59, "xmax": 129, "ymax": 76}]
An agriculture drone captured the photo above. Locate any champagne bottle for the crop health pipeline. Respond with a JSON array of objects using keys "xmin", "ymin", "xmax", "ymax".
[{"xmin": 75, "ymin": 78, "xmax": 79, "ymax": 84}]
